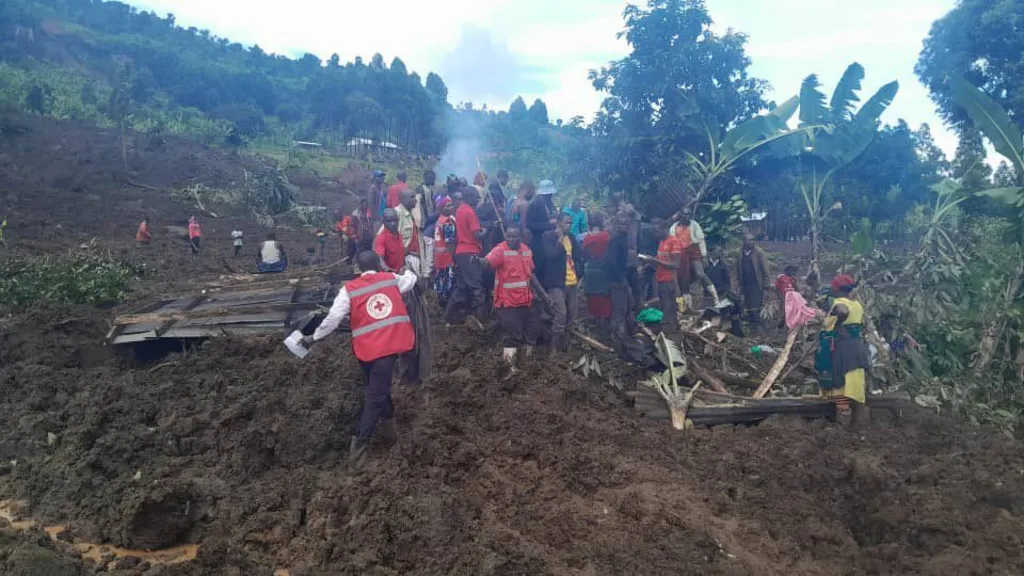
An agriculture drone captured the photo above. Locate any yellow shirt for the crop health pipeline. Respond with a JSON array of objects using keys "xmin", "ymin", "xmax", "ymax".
[
  {"xmin": 824, "ymin": 297, "xmax": 864, "ymax": 330},
  {"xmin": 563, "ymin": 236, "xmax": 578, "ymax": 286}
]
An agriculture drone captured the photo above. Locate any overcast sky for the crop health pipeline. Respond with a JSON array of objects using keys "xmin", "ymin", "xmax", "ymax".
[{"xmin": 131, "ymin": 0, "xmax": 959, "ymax": 156}]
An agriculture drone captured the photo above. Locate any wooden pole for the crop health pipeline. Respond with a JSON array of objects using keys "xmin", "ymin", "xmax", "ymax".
[{"xmin": 753, "ymin": 328, "xmax": 800, "ymax": 398}]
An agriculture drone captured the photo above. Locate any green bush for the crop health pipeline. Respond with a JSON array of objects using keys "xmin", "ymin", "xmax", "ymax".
[{"xmin": 0, "ymin": 251, "xmax": 137, "ymax": 307}]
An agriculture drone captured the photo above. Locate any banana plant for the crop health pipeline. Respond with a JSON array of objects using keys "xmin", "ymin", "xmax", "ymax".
[
  {"xmin": 782, "ymin": 63, "xmax": 899, "ymax": 277},
  {"xmin": 948, "ymin": 76, "xmax": 1024, "ymax": 374},
  {"xmin": 680, "ymin": 95, "xmax": 815, "ymax": 209}
]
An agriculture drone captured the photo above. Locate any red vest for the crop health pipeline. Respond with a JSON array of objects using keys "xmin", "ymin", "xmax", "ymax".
[
  {"xmin": 347, "ymin": 272, "xmax": 415, "ymax": 362},
  {"xmin": 487, "ymin": 242, "xmax": 534, "ymax": 308}
]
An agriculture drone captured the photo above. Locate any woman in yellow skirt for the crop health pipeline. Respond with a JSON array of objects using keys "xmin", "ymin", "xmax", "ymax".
[{"xmin": 818, "ymin": 275, "xmax": 871, "ymax": 425}]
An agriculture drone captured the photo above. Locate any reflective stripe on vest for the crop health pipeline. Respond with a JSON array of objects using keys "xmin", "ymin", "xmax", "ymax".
[
  {"xmin": 350, "ymin": 314, "xmax": 412, "ymax": 337},
  {"xmin": 503, "ymin": 281, "xmax": 529, "ymax": 289},
  {"xmin": 348, "ymin": 278, "xmax": 398, "ymax": 298}
]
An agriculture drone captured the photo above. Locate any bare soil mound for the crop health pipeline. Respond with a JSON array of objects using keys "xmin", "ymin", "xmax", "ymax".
[
  {"xmin": 0, "ymin": 109, "xmax": 357, "ymax": 290},
  {"xmin": 1, "ymin": 307, "xmax": 1023, "ymax": 575}
]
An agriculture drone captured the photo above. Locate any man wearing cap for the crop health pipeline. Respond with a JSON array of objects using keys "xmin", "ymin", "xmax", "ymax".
[
  {"xmin": 526, "ymin": 179, "xmax": 558, "ymax": 253},
  {"xmin": 302, "ymin": 250, "xmax": 418, "ymax": 473}
]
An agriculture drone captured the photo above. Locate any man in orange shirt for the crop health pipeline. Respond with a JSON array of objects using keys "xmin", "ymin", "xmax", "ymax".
[
  {"xmin": 386, "ymin": 171, "xmax": 409, "ymax": 209},
  {"xmin": 135, "ymin": 217, "xmax": 152, "ymax": 243},
  {"xmin": 653, "ymin": 219, "xmax": 682, "ymax": 334},
  {"xmin": 443, "ymin": 186, "xmax": 487, "ymax": 327},
  {"xmin": 478, "ymin": 227, "xmax": 544, "ymax": 372}
]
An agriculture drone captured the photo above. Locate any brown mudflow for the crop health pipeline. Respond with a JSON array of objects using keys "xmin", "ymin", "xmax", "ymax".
[{"xmin": 1, "ymin": 111, "xmax": 1024, "ymax": 575}]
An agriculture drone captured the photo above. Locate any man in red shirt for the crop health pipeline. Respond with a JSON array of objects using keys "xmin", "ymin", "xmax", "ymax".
[
  {"xmin": 478, "ymin": 227, "xmax": 542, "ymax": 372},
  {"xmin": 386, "ymin": 171, "xmax": 409, "ymax": 209},
  {"xmin": 652, "ymin": 219, "xmax": 682, "ymax": 334},
  {"xmin": 443, "ymin": 186, "xmax": 487, "ymax": 327},
  {"xmin": 302, "ymin": 250, "xmax": 418, "ymax": 473},
  {"xmin": 373, "ymin": 208, "xmax": 406, "ymax": 271}
]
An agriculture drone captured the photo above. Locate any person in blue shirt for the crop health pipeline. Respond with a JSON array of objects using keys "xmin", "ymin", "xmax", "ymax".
[{"xmin": 562, "ymin": 198, "xmax": 589, "ymax": 238}]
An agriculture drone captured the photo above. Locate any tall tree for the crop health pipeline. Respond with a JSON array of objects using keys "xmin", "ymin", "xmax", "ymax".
[
  {"xmin": 589, "ymin": 0, "xmax": 767, "ymax": 200},
  {"xmin": 916, "ymin": 0, "xmax": 1024, "ymax": 130},
  {"xmin": 509, "ymin": 96, "xmax": 528, "ymax": 122},
  {"xmin": 527, "ymin": 98, "xmax": 549, "ymax": 125},
  {"xmin": 425, "ymin": 72, "xmax": 448, "ymax": 102}
]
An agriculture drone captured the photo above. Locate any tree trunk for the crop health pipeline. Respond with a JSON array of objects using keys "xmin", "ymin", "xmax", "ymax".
[
  {"xmin": 974, "ymin": 259, "xmax": 1024, "ymax": 374},
  {"xmin": 120, "ymin": 128, "xmax": 129, "ymax": 174},
  {"xmin": 807, "ymin": 219, "xmax": 821, "ymax": 292}
]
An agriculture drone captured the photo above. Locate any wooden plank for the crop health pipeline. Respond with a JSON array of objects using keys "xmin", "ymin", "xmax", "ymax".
[
  {"xmin": 112, "ymin": 331, "xmax": 158, "ymax": 344},
  {"xmin": 175, "ymin": 312, "xmax": 288, "ymax": 327}
]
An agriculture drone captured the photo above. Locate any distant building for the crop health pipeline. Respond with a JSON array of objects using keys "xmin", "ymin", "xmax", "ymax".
[
  {"xmin": 344, "ymin": 138, "xmax": 399, "ymax": 151},
  {"xmin": 741, "ymin": 211, "xmax": 768, "ymax": 238}
]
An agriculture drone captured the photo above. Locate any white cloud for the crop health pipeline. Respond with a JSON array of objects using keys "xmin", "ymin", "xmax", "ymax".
[{"xmin": 134, "ymin": 0, "xmax": 963, "ymax": 159}]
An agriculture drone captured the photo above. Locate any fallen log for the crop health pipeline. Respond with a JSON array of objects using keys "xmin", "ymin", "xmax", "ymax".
[
  {"xmin": 690, "ymin": 361, "xmax": 729, "ymax": 394},
  {"xmin": 572, "ymin": 330, "xmax": 614, "ymax": 353},
  {"xmin": 635, "ymin": 388, "xmax": 836, "ymax": 426}
]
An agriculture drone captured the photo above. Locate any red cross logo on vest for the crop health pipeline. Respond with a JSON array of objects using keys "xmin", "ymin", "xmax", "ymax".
[
  {"xmin": 347, "ymin": 271, "xmax": 415, "ymax": 362},
  {"xmin": 366, "ymin": 293, "xmax": 393, "ymax": 320}
]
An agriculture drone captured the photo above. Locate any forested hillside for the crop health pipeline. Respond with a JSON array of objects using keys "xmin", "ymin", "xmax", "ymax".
[
  {"xmin": 0, "ymin": 0, "xmax": 467, "ymax": 151},
  {"xmin": 0, "ymin": 0, "xmax": 1020, "ymax": 246}
]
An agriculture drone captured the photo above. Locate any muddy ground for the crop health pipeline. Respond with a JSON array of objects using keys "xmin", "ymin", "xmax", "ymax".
[{"xmin": 1, "ymin": 112, "xmax": 1024, "ymax": 574}]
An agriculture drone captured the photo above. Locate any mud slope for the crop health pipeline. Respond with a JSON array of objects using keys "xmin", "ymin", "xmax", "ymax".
[
  {"xmin": 1, "ymin": 307, "xmax": 1023, "ymax": 575},
  {"xmin": 0, "ymin": 109, "xmax": 357, "ymax": 287}
]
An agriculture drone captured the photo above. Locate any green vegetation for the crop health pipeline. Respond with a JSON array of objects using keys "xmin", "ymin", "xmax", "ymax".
[{"xmin": 0, "ymin": 248, "xmax": 137, "ymax": 307}]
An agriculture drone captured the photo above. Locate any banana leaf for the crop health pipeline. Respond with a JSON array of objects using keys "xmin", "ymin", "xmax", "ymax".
[
  {"xmin": 949, "ymin": 76, "xmax": 1024, "ymax": 174},
  {"xmin": 829, "ymin": 63, "xmax": 865, "ymax": 123}
]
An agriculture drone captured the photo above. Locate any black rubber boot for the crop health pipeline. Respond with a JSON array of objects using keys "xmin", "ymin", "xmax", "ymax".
[
  {"xmin": 347, "ymin": 437, "xmax": 369, "ymax": 474},
  {"xmin": 551, "ymin": 334, "xmax": 565, "ymax": 354},
  {"xmin": 379, "ymin": 419, "xmax": 398, "ymax": 448}
]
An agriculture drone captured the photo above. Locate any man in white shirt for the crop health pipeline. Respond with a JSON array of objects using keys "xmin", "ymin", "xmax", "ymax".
[
  {"xmin": 257, "ymin": 232, "xmax": 288, "ymax": 273},
  {"xmin": 303, "ymin": 250, "xmax": 418, "ymax": 472}
]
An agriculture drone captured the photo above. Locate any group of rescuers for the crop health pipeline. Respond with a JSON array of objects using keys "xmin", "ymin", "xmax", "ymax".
[{"xmin": 142, "ymin": 168, "xmax": 861, "ymax": 473}]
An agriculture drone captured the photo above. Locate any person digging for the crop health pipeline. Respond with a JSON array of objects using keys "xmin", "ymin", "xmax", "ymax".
[
  {"xmin": 303, "ymin": 250, "xmax": 419, "ymax": 473},
  {"xmin": 476, "ymin": 227, "xmax": 549, "ymax": 376}
]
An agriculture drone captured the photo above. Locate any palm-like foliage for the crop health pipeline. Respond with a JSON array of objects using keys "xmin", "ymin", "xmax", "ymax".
[
  {"xmin": 781, "ymin": 63, "xmax": 899, "ymax": 271},
  {"xmin": 673, "ymin": 95, "xmax": 812, "ymax": 211},
  {"xmin": 947, "ymin": 76, "xmax": 1024, "ymax": 373}
]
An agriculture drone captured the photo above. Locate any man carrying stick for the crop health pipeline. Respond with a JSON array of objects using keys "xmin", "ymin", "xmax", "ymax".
[{"xmin": 477, "ymin": 227, "xmax": 547, "ymax": 374}]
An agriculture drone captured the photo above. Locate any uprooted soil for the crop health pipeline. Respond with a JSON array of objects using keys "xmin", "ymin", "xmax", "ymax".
[
  {"xmin": 2, "ymin": 110, "xmax": 1024, "ymax": 574},
  {"xmin": 0, "ymin": 108, "xmax": 364, "ymax": 294},
  {"xmin": 1, "ymin": 306, "xmax": 1023, "ymax": 575}
]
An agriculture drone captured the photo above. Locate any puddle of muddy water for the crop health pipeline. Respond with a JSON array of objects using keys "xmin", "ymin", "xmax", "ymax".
[
  {"xmin": 1, "ymin": 499, "xmax": 198, "ymax": 565},
  {"xmin": 2, "ymin": 499, "xmax": 294, "ymax": 574}
]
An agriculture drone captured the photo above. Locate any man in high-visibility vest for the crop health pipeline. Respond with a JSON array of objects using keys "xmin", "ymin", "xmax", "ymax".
[
  {"xmin": 303, "ymin": 250, "xmax": 418, "ymax": 473},
  {"xmin": 477, "ymin": 227, "xmax": 547, "ymax": 373}
]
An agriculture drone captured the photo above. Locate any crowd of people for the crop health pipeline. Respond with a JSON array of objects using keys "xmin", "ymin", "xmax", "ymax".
[{"xmin": 133, "ymin": 167, "xmax": 873, "ymax": 471}]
